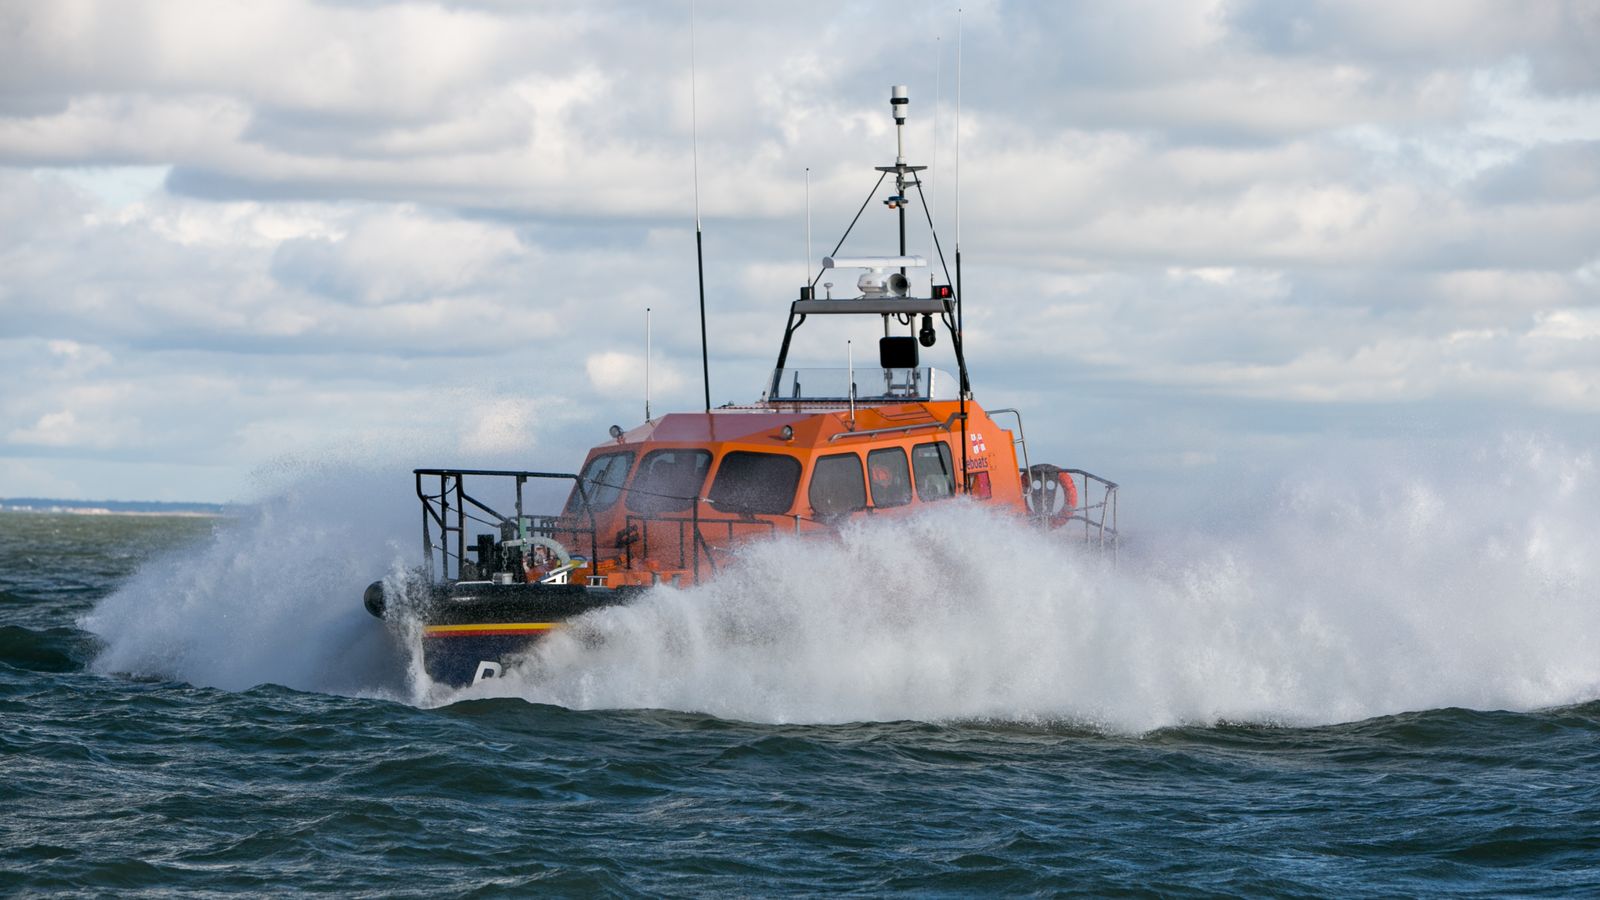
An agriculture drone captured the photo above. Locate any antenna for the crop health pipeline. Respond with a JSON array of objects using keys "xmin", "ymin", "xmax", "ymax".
[
  {"xmin": 805, "ymin": 167, "xmax": 812, "ymax": 285},
  {"xmin": 847, "ymin": 339, "xmax": 856, "ymax": 429},
  {"xmin": 690, "ymin": 0, "xmax": 711, "ymax": 414},
  {"xmin": 645, "ymin": 307, "xmax": 652, "ymax": 421},
  {"xmin": 954, "ymin": 7, "xmax": 965, "ymax": 344},
  {"xmin": 932, "ymin": 34, "xmax": 941, "ymax": 296},
  {"xmin": 954, "ymin": 7, "xmax": 970, "ymax": 493}
]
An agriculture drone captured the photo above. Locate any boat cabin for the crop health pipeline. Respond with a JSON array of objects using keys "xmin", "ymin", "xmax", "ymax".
[{"xmin": 551, "ymin": 359, "xmax": 1027, "ymax": 587}]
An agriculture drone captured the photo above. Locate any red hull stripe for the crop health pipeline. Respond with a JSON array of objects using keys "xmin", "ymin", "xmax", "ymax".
[{"xmin": 422, "ymin": 623, "xmax": 560, "ymax": 638}]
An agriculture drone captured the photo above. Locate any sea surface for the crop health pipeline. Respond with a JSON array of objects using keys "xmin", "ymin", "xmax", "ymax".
[{"xmin": 5, "ymin": 444, "xmax": 1600, "ymax": 895}]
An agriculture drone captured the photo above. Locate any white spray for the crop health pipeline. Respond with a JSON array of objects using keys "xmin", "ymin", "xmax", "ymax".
[
  {"xmin": 82, "ymin": 466, "xmax": 419, "ymax": 697},
  {"xmin": 85, "ymin": 436, "xmax": 1600, "ymax": 732},
  {"xmin": 474, "ymin": 435, "xmax": 1600, "ymax": 731}
]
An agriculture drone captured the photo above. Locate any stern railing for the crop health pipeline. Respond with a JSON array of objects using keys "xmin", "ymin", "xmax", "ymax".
[{"xmin": 1064, "ymin": 469, "xmax": 1119, "ymax": 560}]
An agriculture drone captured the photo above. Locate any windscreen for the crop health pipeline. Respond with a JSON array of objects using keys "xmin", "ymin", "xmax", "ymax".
[
  {"xmin": 625, "ymin": 449, "xmax": 712, "ymax": 514},
  {"xmin": 564, "ymin": 451, "xmax": 634, "ymax": 514}
]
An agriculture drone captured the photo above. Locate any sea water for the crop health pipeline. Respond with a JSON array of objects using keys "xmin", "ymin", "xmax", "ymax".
[{"xmin": 4, "ymin": 436, "xmax": 1600, "ymax": 893}]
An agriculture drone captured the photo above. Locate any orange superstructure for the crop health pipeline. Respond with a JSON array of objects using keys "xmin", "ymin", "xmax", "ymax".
[{"xmin": 551, "ymin": 399, "xmax": 1027, "ymax": 590}]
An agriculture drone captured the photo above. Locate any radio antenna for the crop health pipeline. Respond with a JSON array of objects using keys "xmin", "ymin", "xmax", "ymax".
[
  {"xmin": 847, "ymin": 339, "xmax": 856, "ymax": 430},
  {"xmin": 644, "ymin": 307, "xmax": 652, "ymax": 421},
  {"xmin": 954, "ymin": 6, "xmax": 965, "ymax": 342},
  {"xmin": 805, "ymin": 167, "xmax": 812, "ymax": 284},
  {"xmin": 932, "ymin": 34, "xmax": 942, "ymax": 297},
  {"xmin": 954, "ymin": 7, "xmax": 970, "ymax": 492},
  {"xmin": 690, "ymin": 0, "xmax": 711, "ymax": 413}
]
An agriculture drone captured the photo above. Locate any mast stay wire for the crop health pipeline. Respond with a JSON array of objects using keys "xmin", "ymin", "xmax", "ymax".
[{"xmin": 808, "ymin": 170, "xmax": 890, "ymax": 290}]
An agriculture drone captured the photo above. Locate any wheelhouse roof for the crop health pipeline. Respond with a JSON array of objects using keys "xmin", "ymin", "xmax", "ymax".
[{"xmin": 602, "ymin": 402, "xmax": 962, "ymax": 455}]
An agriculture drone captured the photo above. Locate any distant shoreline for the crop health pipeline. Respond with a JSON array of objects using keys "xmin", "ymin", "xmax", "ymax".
[{"xmin": 0, "ymin": 498, "xmax": 233, "ymax": 518}]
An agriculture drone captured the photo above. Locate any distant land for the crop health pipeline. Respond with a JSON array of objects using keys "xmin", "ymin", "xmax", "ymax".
[{"xmin": 0, "ymin": 497, "xmax": 233, "ymax": 517}]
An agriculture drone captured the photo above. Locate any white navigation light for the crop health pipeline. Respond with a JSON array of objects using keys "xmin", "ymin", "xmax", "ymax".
[
  {"xmin": 822, "ymin": 255, "xmax": 928, "ymax": 298},
  {"xmin": 891, "ymin": 85, "xmax": 909, "ymax": 164}
]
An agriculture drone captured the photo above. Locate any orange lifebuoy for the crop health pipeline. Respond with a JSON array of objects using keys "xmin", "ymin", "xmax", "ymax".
[
  {"xmin": 1025, "ymin": 464, "xmax": 1079, "ymax": 527},
  {"xmin": 1055, "ymin": 471, "xmax": 1079, "ymax": 522}
]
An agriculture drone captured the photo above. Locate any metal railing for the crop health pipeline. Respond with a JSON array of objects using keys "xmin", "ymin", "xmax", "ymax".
[
  {"xmin": 1064, "ymin": 469, "xmax": 1119, "ymax": 560},
  {"xmin": 414, "ymin": 468, "xmax": 599, "ymax": 583},
  {"xmin": 415, "ymin": 459, "xmax": 1118, "ymax": 586},
  {"xmin": 985, "ymin": 408, "xmax": 1119, "ymax": 559},
  {"xmin": 988, "ymin": 407, "xmax": 1031, "ymax": 478},
  {"xmin": 622, "ymin": 511, "xmax": 783, "ymax": 582}
]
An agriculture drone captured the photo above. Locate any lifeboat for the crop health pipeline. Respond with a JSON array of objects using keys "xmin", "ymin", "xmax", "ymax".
[{"xmin": 363, "ymin": 85, "xmax": 1119, "ymax": 688}]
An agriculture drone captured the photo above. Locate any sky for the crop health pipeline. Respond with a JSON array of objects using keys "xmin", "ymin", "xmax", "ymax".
[{"xmin": 1, "ymin": 0, "xmax": 1597, "ymax": 506}]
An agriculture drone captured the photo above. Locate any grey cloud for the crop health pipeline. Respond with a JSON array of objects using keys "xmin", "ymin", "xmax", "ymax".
[
  {"xmin": 1472, "ymin": 140, "xmax": 1600, "ymax": 204},
  {"xmin": 1224, "ymin": 0, "xmax": 1600, "ymax": 92}
]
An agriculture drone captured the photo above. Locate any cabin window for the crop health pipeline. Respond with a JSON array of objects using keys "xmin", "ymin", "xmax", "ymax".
[
  {"xmin": 866, "ymin": 447, "xmax": 912, "ymax": 508},
  {"xmin": 808, "ymin": 453, "xmax": 867, "ymax": 518},
  {"xmin": 966, "ymin": 471, "xmax": 992, "ymax": 499},
  {"xmin": 707, "ymin": 451, "xmax": 802, "ymax": 515},
  {"xmin": 625, "ymin": 448, "xmax": 712, "ymax": 514},
  {"xmin": 565, "ymin": 451, "xmax": 634, "ymax": 514},
  {"xmin": 911, "ymin": 441, "xmax": 955, "ymax": 501}
]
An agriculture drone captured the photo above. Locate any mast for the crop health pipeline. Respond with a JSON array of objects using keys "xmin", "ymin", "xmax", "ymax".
[
  {"xmin": 772, "ymin": 83, "xmax": 968, "ymax": 453},
  {"xmin": 645, "ymin": 306, "xmax": 652, "ymax": 421},
  {"xmin": 893, "ymin": 84, "xmax": 908, "ymax": 267}
]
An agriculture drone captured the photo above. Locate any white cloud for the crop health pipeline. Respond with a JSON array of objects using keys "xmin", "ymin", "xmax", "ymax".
[
  {"xmin": 8, "ymin": 410, "xmax": 88, "ymax": 447},
  {"xmin": 1, "ymin": 0, "xmax": 1597, "ymax": 501},
  {"xmin": 271, "ymin": 206, "xmax": 525, "ymax": 306},
  {"xmin": 585, "ymin": 351, "xmax": 685, "ymax": 399}
]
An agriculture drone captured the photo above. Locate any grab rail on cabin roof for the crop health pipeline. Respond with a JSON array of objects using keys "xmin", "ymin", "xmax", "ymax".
[{"xmin": 828, "ymin": 411, "xmax": 963, "ymax": 442}]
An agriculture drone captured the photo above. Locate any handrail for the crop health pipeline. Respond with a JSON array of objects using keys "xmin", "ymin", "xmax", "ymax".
[
  {"xmin": 1067, "ymin": 468, "xmax": 1119, "ymax": 492},
  {"xmin": 414, "ymin": 468, "xmax": 579, "ymax": 479},
  {"xmin": 988, "ymin": 407, "xmax": 1031, "ymax": 478},
  {"xmin": 828, "ymin": 412, "xmax": 962, "ymax": 442}
]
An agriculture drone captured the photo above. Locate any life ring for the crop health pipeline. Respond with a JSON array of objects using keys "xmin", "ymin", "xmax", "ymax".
[
  {"xmin": 1024, "ymin": 463, "xmax": 1079, "ymax": 527},
  {"xmin": 520, "ymin": 535, "xmax": 572, "ymax": 582}
]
